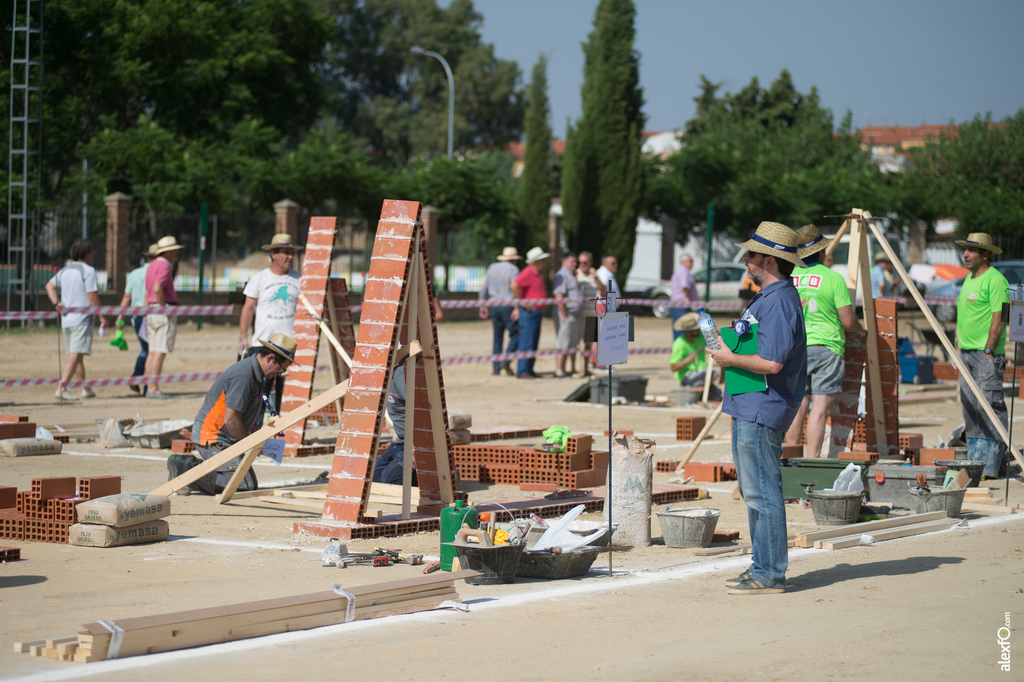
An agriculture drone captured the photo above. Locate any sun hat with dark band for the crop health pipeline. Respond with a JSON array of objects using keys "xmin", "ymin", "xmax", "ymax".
[
  {"xmin": 155, "ymin": 236, "xmax": 185, "ymax": 255},
  {"xmin": 794, "ymin": 224, "xmax": 827, "ymax": 260},
  {"xmin": 735, "ymin": 221, "xmax": 805, "ymax": 267},
  {"xmin": 954, "ymin": 232, "xmax": 1002, "ymax": 255},
  {"xmin": 259, "ymin": 333, "xmax": 300, "ymax": 366},
  {"xmin": 261, "ymin": 233, "xmax": 304, "ymax": 252}
]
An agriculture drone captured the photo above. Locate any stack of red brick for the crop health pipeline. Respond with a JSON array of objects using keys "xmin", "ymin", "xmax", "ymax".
[
  {"xmin": 451, "ymin": 435, "xmax": 609, "ymax": 491},
  {"xmin": 0, "ymin": 476, "xmax": 121, "ymax": 544}
]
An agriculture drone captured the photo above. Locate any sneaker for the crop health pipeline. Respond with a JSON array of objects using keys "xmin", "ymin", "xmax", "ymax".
[
  {"xmin": 174, "ymin": 487, "xmax": 192, "ymax": 496},
  {"xmin": 55, "ymin": 386, "xmax": 78, "ymax": 401},
  {"xmin": 727, "ymin": 578, "xmax": 786, "ymax": 595},
  {"xmin": 81, "ymin": 387, "xmax": 96, "ymax": 398},
  {"xmin": 501, "ymin": 362, "xmax": 514, "ymax": 376},
  {"xmin": 725, "ymin": 569, "xmax": 751, "ymax": 586}
]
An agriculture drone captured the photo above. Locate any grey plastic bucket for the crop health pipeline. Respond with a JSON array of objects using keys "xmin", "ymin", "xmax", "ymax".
[
  {"xmin": 656, "ymin": 507, "xmax": 720, "ymax": 548},
  {"xmin": 807, "ymin": 489, "xmax": 863, "ymax": 526},
  {"xmin": 910, "ymin": 487, "xmax": 967, "ymax": 518}
]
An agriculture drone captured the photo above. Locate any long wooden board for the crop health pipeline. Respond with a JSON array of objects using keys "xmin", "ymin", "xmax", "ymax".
[
  {"xmin": 818, "ymin": 518, "xmax": 961, "ymax": 550},
  {"xmin": 793, "ymin": 511, "xmax": 948, "ymax": 548},
  {"xmin": 150, "ymin": 379, "xmax": 349, "ymax": 498}
]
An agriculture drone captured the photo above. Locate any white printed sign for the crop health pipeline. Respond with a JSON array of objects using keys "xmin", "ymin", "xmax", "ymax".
[{"xmin": 597, "ymin": 312, "xmax": 630, "ymax": 366}]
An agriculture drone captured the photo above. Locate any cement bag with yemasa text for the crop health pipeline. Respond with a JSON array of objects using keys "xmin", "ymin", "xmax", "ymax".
[
  {"xmin": 1, "ymin": 438, "xmax": 62, "ymax": 457},
  {"xmin": 76, "ymin": 493, "xmax": 170, "ymax": 527},
  {"xmin": 69, "ymin": 519, "xmax": 169, "ymax": 547},
  {"xmin": 605, "ymin": 433, "xmax": 655, "ymax": 546}
]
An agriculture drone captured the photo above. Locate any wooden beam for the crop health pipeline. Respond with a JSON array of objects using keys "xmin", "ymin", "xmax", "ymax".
[
  {"xmin": 794, "ymin": 511, "xmax": 948, "ymax": 547},
  {"xmin": 818, "ymin": 519, "xmax": 961, "ymax": 550},
  {"xmin": 150, "ymin": 379, "xmax": 349, "ymax": 498},
  {"xmin": 865, "ymin": 217, "xmax": 1024, "ymax": 472}
]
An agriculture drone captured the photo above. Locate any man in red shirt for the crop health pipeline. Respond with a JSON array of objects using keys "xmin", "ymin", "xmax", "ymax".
[
  {"xmin": 511, "ymin": 247, "xmax": 549, "ymax": 378},
  {"xmin": 144, "ymin": 236, "xmax": 184, "ymax": 398}
]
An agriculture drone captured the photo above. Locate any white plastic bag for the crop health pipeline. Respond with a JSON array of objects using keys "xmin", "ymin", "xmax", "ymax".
[
  {"xmin": 830, "ymin": 462, "xmax": 863, "ymax": 493},
  {"xmin": 531, "ymin": 504, "xmax": 606, "ymax": 552}
]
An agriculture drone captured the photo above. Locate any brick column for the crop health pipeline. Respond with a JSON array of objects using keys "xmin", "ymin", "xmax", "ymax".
[
  {"xmin": 104, "ymin": 192, "xmax": 132, "ymax": 295},
  {"xmin": 273, "ymin": 199, "xmax": 300, "ymax": 242}
]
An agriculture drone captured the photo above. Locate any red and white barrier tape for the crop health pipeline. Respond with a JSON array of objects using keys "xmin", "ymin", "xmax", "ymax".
[{"xmin": 0, "ymin": 304, "xmax": 236, "ymax": 321}]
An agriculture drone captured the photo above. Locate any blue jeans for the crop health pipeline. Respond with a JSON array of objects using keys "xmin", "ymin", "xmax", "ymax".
[
  {"xmin": 517, "ymin": 309, "xmax": 543, "ymax": 376},
  {"xmin": 373, "ymin": 441, "xmax": 417, "ymax": 486},
  {"xmin": 490, "ymin": 305, "xmax": 518, "ymax": 373},
  {"xmin": 131, "ymin": 315, "xmax": 149, "ymax": 377},
  {"xmin": 732, "ymin": 418, "xmax": 788, "ymax": 587}
]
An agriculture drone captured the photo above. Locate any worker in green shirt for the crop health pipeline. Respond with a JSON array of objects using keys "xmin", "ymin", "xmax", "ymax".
[
  {"xmin": 955, "ymin": 232, "xmax": 1010, "ymax": 478},
  {"xmin": 670, "ymin": 312, "xmax": 719, "ymax": 397},
  {"xmin": 784, "ymin": 224, "xmax": 864, "ymax": 457}
]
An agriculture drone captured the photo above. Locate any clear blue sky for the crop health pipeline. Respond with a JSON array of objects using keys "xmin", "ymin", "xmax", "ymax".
[{"xmin": 458, "ymin": 0, "xmax": 1024, "ymax": 138}]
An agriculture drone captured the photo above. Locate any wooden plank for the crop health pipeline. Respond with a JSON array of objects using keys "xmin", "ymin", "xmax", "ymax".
[
  {"xmin": 229, "ymin": 484, "xmax": 329, "ymax": 500},
  {"xmin": 79, "ymin": 582, "xmax": 465, "ymax": 661},
  {"xmin": 402, "ymin": 243, "xmax": 421, "ymax": 519},
  {"xmin": 819, "ymin": 519, "xmax": 959, "ymax": 550},
  {"xmin": 81, "ymin": 571, "xmax": 476, "ymax": 638},
  {"xmin": 150, "ymin": 378, "xmax": 349, "ymax": 498},
  {"xmin": 854, "ymin": 211, "xmax": 890, "ymax": 457},
  {"xmin": 794, "ymin": 511, "xmax": 948, "ymax": 547},
  {"xmin": 13, "ymin": 638, "xmax": 48, "ymax": 653},
  {"xmin": 253, "ymin": 496, "xmax": 325, "ymax": 511},
  {"xmin": 961, "ymin": 502, "xmax": 1016, "ymax": 514}
]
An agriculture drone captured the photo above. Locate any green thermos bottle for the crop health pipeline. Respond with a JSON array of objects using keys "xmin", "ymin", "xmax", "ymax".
[{"xmin": 439, "ymin": 500, "xmax": 478, "ymax": 571}]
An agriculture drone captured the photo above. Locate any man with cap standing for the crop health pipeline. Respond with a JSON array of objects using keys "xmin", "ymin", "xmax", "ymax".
[
  {"xmin": 239, "ymin": 233, "xmax": 303, "ymax": 412},
  {"xmin": 870, "ymin": 252, "xmax": 900, "ymax": 298},
  {"xmin": 709, "ymin": 221, "xmax": 807, "ymax": 595},
  {"xmin": 784, "ymin": 225, "xmax": 864, "ymax": 457},
  {"xmin": 478, "ymin": 246, "xmax": 521, "ymax": 376},
  {"xmin": 168, "ymin": 333, "xmax": 298, "ymax": 495},
  {"xmin": 117, "ymin": 243, "xmax": 158, "ymax": 395},
  {"xmin": 511, "ymin": 246, "xmax": 549, "ymax": 378},
  {"xmin": 45, "ymin": 238, "xmax": 107, "ymax": 400},
  {"xmin": 144, "ymin": 236, "xmax": 184, "ymax": 398},
  {"xmin": 956, "ymin": 232, "xmax": 1010, "ymax": 479}
]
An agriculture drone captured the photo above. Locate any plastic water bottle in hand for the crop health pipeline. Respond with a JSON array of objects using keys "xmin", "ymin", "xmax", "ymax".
[{"xmin": 697, "ymin": 308, "xmax": 721, "ymax": 350}]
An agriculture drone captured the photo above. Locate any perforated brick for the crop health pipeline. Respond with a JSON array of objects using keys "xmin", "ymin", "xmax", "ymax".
[
  {"xmin": 565, "ymin": 434, "xmax": 592, "ymax": 455},
  {"xmin": 0, "ymin": 486, "xmax": 15, "ymax": 510},
  {"xmin": 77, "ymin": 476, "xmax": 121, "ymax": 500},
  {"xmin": 30, "ymin": 477, "xmax": 76, "ymax": 501},
  {"xmin": 676, "ymin": 416, "xmax": 707, "ymax": 441}
]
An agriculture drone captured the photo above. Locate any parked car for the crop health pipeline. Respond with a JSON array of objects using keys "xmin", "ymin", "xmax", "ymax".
[
  {"xmin": 644, "ymin": 263, "xmax": 748, "ymax": 317},
  {"xmin": 927, "ymin": 260, "xmax": 1024, "ymax": 322}
]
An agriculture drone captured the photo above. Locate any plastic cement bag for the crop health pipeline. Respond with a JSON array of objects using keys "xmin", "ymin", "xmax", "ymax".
[
  {"xmin": 829, "ymin": 463, "xmax": 864, "ymax": 493},
  {"xmin": 76, "ymin": 493, "xmax": 170, "ymax": 527},
  {"xmin": 605, "ymin": 433, "xmax": 655, "ymax": 547},
  {"xmin": 69, "ymin": 520, "xmax": 169, "ymax": 547},
  {"xmin": 531, "ymin": 504, "xmax": 605, "ymax": 552}
]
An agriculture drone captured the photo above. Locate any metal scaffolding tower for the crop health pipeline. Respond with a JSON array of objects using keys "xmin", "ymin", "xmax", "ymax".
[{"xmin": 6, "ymin": 0, "xmax": 44, "ymax": 317}]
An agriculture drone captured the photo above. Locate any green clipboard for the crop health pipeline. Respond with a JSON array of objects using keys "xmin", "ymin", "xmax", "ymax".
[{"xmin": 720, "ymin": 322, "xmax": 767, "ymax": 395}]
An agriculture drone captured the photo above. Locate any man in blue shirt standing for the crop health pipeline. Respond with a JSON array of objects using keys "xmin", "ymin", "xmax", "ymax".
[{"xmin": 709, "ymin": 222, "xmax": 807, "ymax": 595}]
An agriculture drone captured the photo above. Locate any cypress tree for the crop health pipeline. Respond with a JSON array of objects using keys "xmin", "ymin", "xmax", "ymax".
[
  {"xmin": 561, "ymin": 0, "xmax": 645, "ymax": 279},
  {"xmin": 516, "ymin": 55, "xmax": 554, "ymax": 252}
]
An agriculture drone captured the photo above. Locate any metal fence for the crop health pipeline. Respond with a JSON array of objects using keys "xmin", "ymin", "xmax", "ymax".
[{"xmin": 1, "ymin": 209, "xmax": 500, "ymax": 304}]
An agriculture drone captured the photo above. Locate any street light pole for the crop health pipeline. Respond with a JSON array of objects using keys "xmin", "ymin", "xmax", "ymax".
[{"xmin": 410, "ymin": 46, "xmax": 454, "ymax": 159}]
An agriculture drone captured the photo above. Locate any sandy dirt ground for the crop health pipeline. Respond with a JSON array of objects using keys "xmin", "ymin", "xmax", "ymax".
[{"xmin": 1, "ymin": 313, "xmax": 1022, "ymax": 681}]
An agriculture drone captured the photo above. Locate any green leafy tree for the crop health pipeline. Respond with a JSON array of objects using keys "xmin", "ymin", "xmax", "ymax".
[
  {"xmin": 561, "ymin": 0, "xmax": 645, "ymax": 279},
  {"xmin": 516, "ymin": 55, "xmax": 554, "ymax": 253},
  {"xmin": 899, "ymin": 111, "xmax": 1024, "ymax": 239},
  {"xmin": 314, "ymin": 0, "xmax": 524, "ymax": 165},
  {"xmin": 649, "ymin": 71, "xmax": 886, "ymax": 238}
]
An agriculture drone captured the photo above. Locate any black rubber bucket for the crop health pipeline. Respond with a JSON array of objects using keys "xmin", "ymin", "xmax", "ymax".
[
  {"xmin": 450, "ymin": 543, "xmax": 525, "ymax": 585},
  {"xmin": 934, "ymin": 460, "xmax": 984, "ymax": 488}
]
